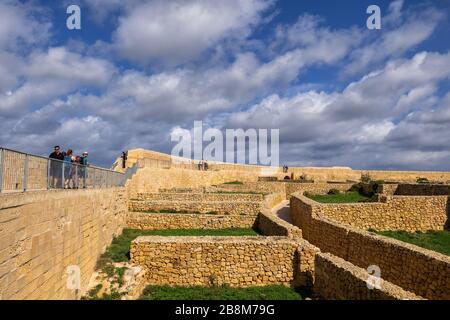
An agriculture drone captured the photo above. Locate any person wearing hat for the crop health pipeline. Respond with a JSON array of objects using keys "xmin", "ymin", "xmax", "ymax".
[{"xmin": 79, "ymin": 151, "xmax": 89, "ymax": 188}]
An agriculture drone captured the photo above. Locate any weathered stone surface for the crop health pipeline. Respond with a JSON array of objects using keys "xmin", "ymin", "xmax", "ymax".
[
  {"xmin": 314, "ymin": 253, "xmax": 423, "ymax": 300},
  {"xmin": 290, "ymin": 194, "xmax": 450, "ymax": 300},
  {"xmin": 0, "ymin": 188, "xmax": 127, "ymax": 300},
  {"xmin": 130, "ymin": 236, "xmax": 312, "ymax": 287}
]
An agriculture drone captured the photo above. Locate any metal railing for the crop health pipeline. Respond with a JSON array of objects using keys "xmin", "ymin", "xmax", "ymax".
[{"xmin": 0, "ymin": 147, "xmax": 125, "ymax": 193}]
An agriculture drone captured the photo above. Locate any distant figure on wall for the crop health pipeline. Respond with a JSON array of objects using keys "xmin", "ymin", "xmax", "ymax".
[
  {"xmin": 198, "ymin": 161, "xmax": 203, "ymax": 171},
  {"xmin": 121, "ymin": 151, "xmax": 128, "ymax": 169},
  {"xmin": 203, "ymin": 160, "xmax": 209, "ymax": 171},
  {"xmin": 49, "ymin": 146, "xmax": 64, "ymax": 188},
  {"xmin": 283, "ymin": 165, "xmax": 289, "ymax": 173}
]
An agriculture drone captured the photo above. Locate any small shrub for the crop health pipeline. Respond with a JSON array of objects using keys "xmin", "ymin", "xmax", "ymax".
[
  {"xmin": 417, "ymin": 177, "xmax": 429, "ymax": 184},
  {"xmin": 349, "ymin": 183, "xmax": 362, "ymax": 193},
  {"xmin": 327, "ymin": 188, "xmax": 340, "ymax": 195},
  {"xmin": 361, "ymin": 173, "xmax": 372, "ymax": 183}
]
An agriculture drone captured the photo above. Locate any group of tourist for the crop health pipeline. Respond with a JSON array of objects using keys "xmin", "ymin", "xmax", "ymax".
[
  {"xmin": 49, "ymin": 146, "xmax": 89, "ymax": 189},
  {"xmin": 198, "ymin": 160, "xmax": 209, "ymax": 171}
]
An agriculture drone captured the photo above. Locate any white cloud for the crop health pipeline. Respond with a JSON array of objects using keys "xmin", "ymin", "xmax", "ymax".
[
  {"xmin": 113, "ymin": 0, "xmax": 273, "ymax": 65},
  {"xmin": 343, "ymin": 1, "xmax": 445, "ymax": 76},
  {"xmin": 0, "ymin": 1, "xmax": 51, "ymax": 51}
]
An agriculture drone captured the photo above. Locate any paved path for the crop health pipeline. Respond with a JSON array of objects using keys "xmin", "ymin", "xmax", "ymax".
[{"xmin": 271, "ymin": 200, "xmax": 292, "ymax": 223}]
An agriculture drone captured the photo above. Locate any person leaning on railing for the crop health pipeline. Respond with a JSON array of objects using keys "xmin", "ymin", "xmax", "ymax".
[{"xmin": 49, "ymin": 146, "xmax": 64, "ymax": 188}]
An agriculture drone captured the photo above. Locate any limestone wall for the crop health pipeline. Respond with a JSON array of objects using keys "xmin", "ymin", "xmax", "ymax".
[
  {"xmin": 314, "ymin": 253, "xmax": 422, "ymax": 300},
  {"xmin": 131, "ymin": 236, "xmax": 309, "ymax": 287},
  {"xmin": 132, "ymin": 192, "xmax": 264, "ymax": 202},
  {"xmin": 285, "ymin": 183, "xmax": 353, "ymax": 198},
  {"xmin": 312, "ymin": 196, "xmax": 449, "ymax": 232},
  {"xmin": 0, "ymin": 188, "xmax": 127, "ymax": 300},
  {"xmin": 214, "ymin": 182, "xmax": 353, "ymax": 198},
  {"xmin": 126, "ymin": 167, "xmax": 261, "ymax": 196},
  {"xmin": 379, "ymin": 183, "xmax": 450, "ymax": 196},
  {"xmin": 290, "ymin": 194, "xmax": 450, "ymax": 299},
  {"xmin": 126, "ymin": 212, "xmax": 256, "ymax": 230},
  {"xmin": 129, "ymin": 199, "xmax": 262, "ymax": 215},
  {"xmin": 257, "ymin": 211, "xmax": 302, "ymax": 238}
]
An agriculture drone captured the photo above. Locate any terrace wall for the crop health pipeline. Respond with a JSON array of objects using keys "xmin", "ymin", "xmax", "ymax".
[
  {"xmin": 290, "ymin": 194, "xmax": 450, "ymax": 299},
  {"xmin": 126, "ymin": 213, "xmax": 256, "ymax": 230},
  {"xmin": 130, "ymin": 236, "xmax": 317, "ymax": 287},
  {"xmin": 314, "ymin": 253, "xmax": 422, "ymax": 300},
  {"xmin": 313, "ymin": 196, "xmax": 449, "ymax": 232},
  {"xmin": 0, "ymin": 188, "xmax": 127, "ymax": 300},
  {"xmin": 379, "ymin": 183, "xmax": 450, "ymax": 196}
]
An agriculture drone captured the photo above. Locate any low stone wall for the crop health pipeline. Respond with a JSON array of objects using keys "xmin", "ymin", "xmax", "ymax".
[
  {"xmin": 215, "ymin": 182, "xmax": 286, "ymax": 194},
  {"xmin": 215, "ymin": 182, "xmax": 354, "ymax": 199},
  {"xmin": 126, "ymin": 212, "xmax": 256, "ymax": 230},
  {"xmin": 0, "ymin": 188, "xmax": 127, "ymax": 300},
  {"xmin": 130, "ymin": 236, "xmax": 317, "ymax": 288},
  {"xmin": 129, "ymin": 200, "xmax": 262, "ymax": 215},
  {"xmin": 285, "ymin": 183, "xmax": 353, "ymax": 198},
  {"xmin": 314, "ymin": 253, "xmax": 422, "ymax": 300},
  {"xmin": 132, "ymin": 192, "xmax": 265, "ymax": 202},
  {"xmin": 290, "ymin": 194, "xmax": 450, "ymax": 299},
  {"xmin": 127, "ymin": 192, "xmax": 285, "ymax": 231},
  {"xmin": 126, "ymin": 167, "xmax": 261, "ymax": 196},
  {"xmin": 379, "ymin": 183, "xmax": 450, "ymax": 196},
  {"xmin": 311, "ymin": 195, "xmax": 448, "ymax": 232},
  {"xmin": 263, "ymin": 192, "xmax": 286, "ymax": 209},
  {"xmin": 257, "ymin": 211, "xmax": 302, "ymax": 238}
]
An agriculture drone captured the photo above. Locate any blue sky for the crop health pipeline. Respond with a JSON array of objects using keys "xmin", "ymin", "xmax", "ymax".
[{"xmin": 0, "ymin": 0, "xmax": 449, "ymax": 170}]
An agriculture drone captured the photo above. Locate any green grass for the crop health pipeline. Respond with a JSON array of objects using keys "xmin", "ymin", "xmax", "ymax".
[
  {"xmin": 104, "ymin": 228, "xmax": 261, "ymax": 262},
  {"xmin": 223, "ymin": 181, "xmax": 243, "ymax": 185},
  {"xmin": 371, "ymin": 230, "xmax": 450, "ymax": 256},
  {"xmin": 306, "ymin": 191, "xmax": 371, "ymax": 203},
  {"xmin": 139, "ymin": 285, "xmax": 303, "ymax": 300}
]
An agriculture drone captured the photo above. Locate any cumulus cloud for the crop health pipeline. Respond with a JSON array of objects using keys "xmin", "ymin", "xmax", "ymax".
[
  {"xmin": 1, "ymin": 0, "xmax": 449, "ymax": 171},
  {"xmin": 343, "ymin": 0, "xmax": 445, "ymax": 76},
  {"xmin": 112, "ymin": 0, "xmax": 273, "ymax": 65},
  {"xmin": 226, "ymin": 51, "xmax": 450, "ymax": 170}
]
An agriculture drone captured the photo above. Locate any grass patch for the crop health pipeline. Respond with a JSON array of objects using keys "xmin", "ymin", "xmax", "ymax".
[
  {"xmin": 223, "ymin": 181, "xmax": 243, "ymax": 185},
  {"xmin": 105, "ymin": 228, "xmax": 261, "ymax": 262},
  {"xmin": 306, "ymin": 191, "xmax": 371, "ymax": 203},
  {"xmin": 371, "ymin": 230, "xmax": 450, "ymax": 256},
  {"xmin": 139, "ymin": 285, "xmax": 303, "ymax": 300}
]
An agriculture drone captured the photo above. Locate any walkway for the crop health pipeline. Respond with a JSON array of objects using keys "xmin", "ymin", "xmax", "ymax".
[{"xmin": 271, "ymin": 199, "xmax": 292, "ymax": 223}]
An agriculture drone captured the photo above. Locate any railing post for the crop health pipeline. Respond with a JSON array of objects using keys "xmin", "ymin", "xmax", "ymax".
[
  {"xmin": 47, "ymin": 159, "xmax": 50, "ymax": 190},
  {"xmin": 23, "ymin": 154, "xmax": 29, "ymax": 192},
  {"xmin": 0, "ymin": 148, "xmax": 4, "ymax": 193},
  {"xmin": 62, "ymin": 161, "xmax": 65, "ymax": 189},
  {"xmin": 75, "ymin": 164, "xmax": 78, "ymax": 189}
]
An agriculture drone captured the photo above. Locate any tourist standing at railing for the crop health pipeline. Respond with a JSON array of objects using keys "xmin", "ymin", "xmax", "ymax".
[
  {"xmin": 203, "ymin": 160, "xmax": 209, "ymax": 171},
  {"xmin": 79, "ymin": 151, "xmax": 89, "ymax": 188},
  {"xmin": 49, "ymin": 146, "xmax": 64, "ymax": 188},
  {"xmin": 64, "ymin": 149, "xmax": 74, "ymax": 189}
]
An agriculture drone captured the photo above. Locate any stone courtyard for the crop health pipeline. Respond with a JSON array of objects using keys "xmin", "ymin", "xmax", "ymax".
[{"xmin": 0, "ymin": 148, "xmax": 449, "ymax": 300}]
